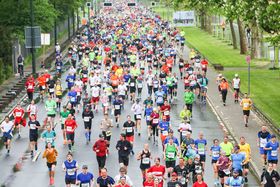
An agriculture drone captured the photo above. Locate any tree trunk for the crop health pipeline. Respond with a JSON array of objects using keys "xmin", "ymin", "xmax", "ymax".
[
  {"xmin": 200, "ymin": 11, "xmax": 206, "ymax": 30},
  {"xmin": 250, "ymin": 20, "xmax": 260, "ymax": 59},
  {"xmin": 229, "ymin": 19, "xmax": 237, "ymax": 49},
  {"xmin": 68, "ymin": 14, "xmax": 71, "ymax": 40},
  {"xmin": 205, "ymin": 14, "xmax": 212, "ymax": 34},
  {"xmin": 72, "ymin": 11, "xmax": 75, "ymax": 36},
  {"xmin": 237, "ymin": 18, "xmax": 247, "ymax": 54}
]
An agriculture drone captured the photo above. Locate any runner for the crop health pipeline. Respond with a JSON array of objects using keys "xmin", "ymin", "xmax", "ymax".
[
  {"xmin": 164, "ymin": 138, "xmax": 178, "ymax": 178},
  {"xmin": 240, "ymin": 93, "xmax": 253, "ymax": 127},
  {"xmin": 167, "ymin": 172, "xmax": 183, "ymax": 187},
  {"xmin": 114, "ymin": 167, "xmax": 133, "ymax": 186},
  {"xmin": 216, "ymin": 151, "xmax": 231, "ymax": 187},
  {"xmin": 62, "ymin": 152, "xmax": 79, "ymax": 187},
  {"xmin": 100, "ymin": 113, "xmax": 114, "ymax": 147},
  {"xmin": 93, "ymin": 134, "xmax": 108, "ymax": 172},
  {"xmin": 26, "ymin": 99, "xmax": 38, "ymax": 120},
  {"xmin": 184, "ymin": 87, "xmax": 195, "ymax": 117},
  {"xmin": 131, "ymin": 99, "xmax": 142, "ymax": 135},
  {"xmin": 55, "ymin": 79, "xmax": 63, "ymax": 112},
  {"xmin": 193, "ymin": 173, "xmax": 208, "ymax": 187},
  {"xmin": 123, "ymin": 115, "xmax": 136, "ymax": 155},
  {"xmin": 96, "ymin": 168, "xmax": 115, "ymax": 187},
  {"xmin": 147, "ymin": 157, "xmax": 166, "ymax": 187},
  {"xmin": 261, "ymin": 163, "xmax": 280, "ymax": 187},
  {"xmin": 113, "ymin": 96, "xmax": 123, "ymax": 128},
  {"xmin": 28, "ymin": 114, "xmax": 40, "ymax": 158},
  {"xmin": 225, "ymin": 169, "xmax": 244, "ymax": 187},
  {"xmin": 65, "ymin": 114, "xmax": 78, "ymax": 151},
  {"xmin": 210, "ymin": 139, "xmax": 221, "ymax": 185},
  {"xmin": 195, "ymin": 132, "xmax": 208, "ymax": 170},
  {"xmin": 173, "ymin": 157, "xmax": 189, "ymax": 187},
  {"xmin": 264, "ymin": 134, "xmax": 279, "ymax": 170},
  {"xmin": 150, "ymin": 108, "xmax": 160, "ymax": 145},
  {"xmin": 178, "ymin": 118, "xmax": 192, "ymax": 144},
  {"xmin": 82, "ymin": 106, "xmax": 94, "ymax": 144},
  {"xmin": 219, "ymin": 78, "xmax": 229, "ymax": 106},
  {"xmin": 239, "ymin": 136, "xmax": 251, "ymax": 183},
  {"xmin": 0, "ymin": 116, "xmax": 14, "ymax": 156},
  {"xmin": 220, "ymin": 135, "xmax": 234, "ymax": 157},
  {"xmin": 76, "ymin": 165, "xmax": 94, "ymax": 187},
  {"xmin": 232, "ymin": 74, "xmax": 241, "ymax": 103},
  {"xmin": 230, "ymin": 145, "xmax": 245, "ymax": 177},
  {"xmin": 41, "ymin": 124, "xmax": 56, "ymax": 147},
  {"xmin": 116, "ymin": 133, "xmax": 132, "ymax": 169},
  {"xmin": 137, "ymin": 143, "xmax": 152, "ymax": 181},
  {"xmin": 45, "ymin": 95, "xmax": 57, "ymax": 129},
  {"xmin": 25, "ymin": 76, "xmax": 36, "ymax": 101},
  {"xmin": 91, "ymin": 84, "xmax": 101, "ymax": 112},
  {"xmin": 13, "ymin": 103, "xmax": 25, "ymax": 138},
  {"xmin": 257, "ymin": 126, "xmax": 271, "ymax": 166},
  {"xmin": 42, "ymin": 142, "xmax": 58, "ymax": 185}
]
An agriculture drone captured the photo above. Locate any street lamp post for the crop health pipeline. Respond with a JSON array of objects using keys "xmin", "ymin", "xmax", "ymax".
[{"xmin": 30, "ymin": 0, "xmax": 36, "ymax": 74}]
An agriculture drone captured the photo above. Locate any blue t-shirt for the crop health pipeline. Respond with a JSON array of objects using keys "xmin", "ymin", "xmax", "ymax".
[
  {"xmin": 161, "ymin": 85, "xmax": 168, "ymax": 95},
  {"xmin": 63, "ymin": 160, "xmax": 78, "ymax": 180},
  {"xmin": 231, "ymin": 153, "xmax": 245, "ymax": 170},
  {"xmin": 113, "ymin": 100, "xmax": 122, "ymax": 110},
  {"xmin": 195, "ymin": 139, "xmax": 207, "ymax": 155},
  {"xmin": 68, "ymin": 91, "xmax": 77, "ymax": 103},
  {"xmin": 210, "ymin": 145, "xmax": 221, "ymax": 160},
  {"xmin": 96, "ymin": 176, "xmax": 115, "ymax": 187},
  {"xmin": 159, "ymin": 121, "xmax": 170, "ymax": 132},
  {"xmin": 225, "ymin": 176, "xmax": 244, "ymax": 187},
  {"xmin": 144, "ymin": 108, "xmax": 153, "ymax": 121},
  {"xmin": 155, "ymin": 91, "xmax": 165, "ymax": 104},
  {"xmin": 66, "ymin": 75, "xmax": 75, "ymax": 87},
  {"xmin": 266, "ymin": 141, "xmax": 279, "ymax": 160},
  {"xmin": 123, "ymin": 74, "xmax": 131, "ymax": 83},
  {"xmin": 77, "ymin": 172, "xmax": 94, "ymax": 185}
]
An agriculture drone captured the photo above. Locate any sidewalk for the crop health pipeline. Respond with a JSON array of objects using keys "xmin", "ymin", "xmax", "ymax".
[{"xmin": 179, "ymin": 45, "xmax": 279, "ymax": 179}]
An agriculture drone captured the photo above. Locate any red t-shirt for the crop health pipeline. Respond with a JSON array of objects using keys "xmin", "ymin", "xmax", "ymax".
[
  {"xmin": 160, "ymin": 105, "xmax": 171, "ymax": 117},
  {"xmin": 65, "ymin": 119, "xmax": 77, "ymax": 134},
  {"xmin": 150, "ymin": 112, "xmax": 160, "ymax": 125},
  {"xmin": 13, "ymin": 108, "xmax": 25, "ymax": 119},
  {"xmin": 201, "ymin": 60, "xmax": 208, "ymax": 69},
  {"xmin": 193, "ymin": 181, "xmax": 208, "ymax": 187},
  {"xmin": 25, "ymin": 81, "xmax": 35, "ymax": 92},
  {"xmin": 147, "ymin": 165, "xmax": 165, "ymax": 186},
  {"xmin": 115, "ymin": 184, "xmax": 131, "ymax": 187},
  {"xmin": 143, "ymin": 180, "xmax": 154, "ymax": 187}
]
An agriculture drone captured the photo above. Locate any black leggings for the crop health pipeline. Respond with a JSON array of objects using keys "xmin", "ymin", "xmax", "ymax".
[
  {"xmin": 186, "ymin": 103, "xmax": 193, "ymax": 113},
  {"xmin": 152, "ymin": 125, "xmax": 158, "ymax": 137},
  {"xmin": 221, "ymin": 89, "xmax": 228, "ymax": 103},
  {"xmin": 97, "ymin": 156, "xmax": 106, "ymax": 169}
]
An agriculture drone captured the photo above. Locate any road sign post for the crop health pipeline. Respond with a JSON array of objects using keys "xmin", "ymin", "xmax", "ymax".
[{"xmin": 246, "ymin": 55, "xmax": 251, "ymax": 95}]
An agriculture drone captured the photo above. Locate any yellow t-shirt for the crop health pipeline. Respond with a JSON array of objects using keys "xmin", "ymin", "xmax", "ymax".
[
  {"xmin": 55, "ymin": 85, "xmax": 62, "ymax": 96},
  {"xmin": 241, "ymin": 98, "xmax": 252, "ymax": 110},
  {"xmin": 239, "ymin": 143, "xmax": 251, "ymax": 163}
]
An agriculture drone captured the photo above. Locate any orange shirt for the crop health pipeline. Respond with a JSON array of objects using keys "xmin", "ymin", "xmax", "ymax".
[
  {"xmin": 220, "ymin": 81, "xmax": 229, "ymax": 90},
  {"xmin": 161, "ymin": 64, "xmax": 170, "ymax": 74},
  {"xmin": 110, "ymin": 74, "xmax": 119, "ymax": 87},
  {"xmin": 43, "ymin": 148, "xmax": 58, "ymax": 163},
  {"xmin": 37, "ymin": 76, "xmax": 47, "ymax": 86}
]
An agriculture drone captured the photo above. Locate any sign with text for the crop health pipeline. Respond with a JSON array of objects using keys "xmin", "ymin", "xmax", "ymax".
[
  {"xmin": 41, "ymin": 33, "xmax": 50, "ymax": 45},
  {"xmin": 25, "ymin": 26, "xmax": 41, "ymax": 48},
  {"xmin": 173, "ymin": 11, "xmax": 195, "ymax": 27}
]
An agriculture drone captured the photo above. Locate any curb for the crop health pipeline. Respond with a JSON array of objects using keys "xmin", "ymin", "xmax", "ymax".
[{"xmin": 206, "ymin": 95, "xmax": 261, "ymax": 183}]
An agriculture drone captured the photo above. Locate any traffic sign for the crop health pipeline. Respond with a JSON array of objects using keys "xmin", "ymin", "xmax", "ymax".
[
  {"xmin": 25, "ymin": 26, "xmax": 41, "ymax": 48},
  {"xmin": 128, "ymin": 2, "xmax": 136, "ymax": 7},
  {"xmin": 41, "ymin": 33, "xmax": 50, "ymax": 45},
  {"xmin": 104, "ymin": 2, "xmax": 112, "ymax": 6}
]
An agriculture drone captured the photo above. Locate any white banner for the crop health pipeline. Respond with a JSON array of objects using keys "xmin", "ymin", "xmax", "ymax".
[
  {"xmin": 173, "ymin": 11, "xmax": 195, "ymax": 27},
  {"xmin": 41, "ymin": 33, "xmax": 50, "ymax": 45}
]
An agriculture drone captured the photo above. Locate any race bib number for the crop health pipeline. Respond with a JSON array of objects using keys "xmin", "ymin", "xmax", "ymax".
[
  {"xmin": 84, "ymin": 117, "xmax": 90, "ymax": 122},
  {"xmin": 130, "ymin": 82, "xmax": 135, "ymax": 87},
  {"xmin": 115, "ymin": 105, "xmax": 120, "ymax": 110},
  {"xmin": 70, "ymin": 97, "xmax": 76, "ymax": 102},
  {"xmin": 142, "ymin": 157, "xmax": 150, "ymax": 164},
  {"xmin": 136, "ymin": 114, "xmax": 141, "ymax": 119},
  {"xmin": 49, "ymin": 88, "xmax": 54, "ymax": 93},
  {"xmin": 243, "ymin": 103, "xmax": 249, "ymax": 108},
  {"xmin": 212, "ymin": 151, "xmax": 219, "ymax": 157},
  {"xmin": 67, "ymin": 168, "xmax": 75, "ymax": 175},
  {"xmin": 16, "ymin": 112, "xmax": 22, "ymax": 117},
  {"xmin": 46, "ymin": 138, "xmax": 53, "ymax": 143},
  {"xmin": 81, "ymin": 183, "xmax": 90, "ymax": 187},
  {"xmin": 28, "ymin": 85, "xmax": 33, "ymax": 89},
  {"xmin": 223, "ymin": 168, "xmax": 231, "ymax": 175},
  {"xmin": 66, "ymin": 126, "xmax": 72, "ymax": 132},
  {"xmin": 162, "ymin": 131, "xmax": 168, "ymax": 136},
  {"xmin": 106, "ymin": 131, "xmax": 112, "ymax": 136},
  {"xmin": 83, "ymin": 74, "xmax": 88, "ymax": 78},
  {"xmin": 271, "ymin": 150, "xmax": 278, "ymax": 157},
  {"xmin": 164, "ymin": 111, "xmax": 170, "ymax": 116},
  {"xmin": 138, "ymin": 83, "xmax": 143, "ymax": 88},
  {"xmin": 167, "ymin": 152, "xmax": 175, "ymax": 159},
  {"xmin": 42, "ymin": 85, "xmax": 46, "ymax": 89},
  {"xmin": 126, "ymin": 127, "xmax": 133, "ymax": 133},
  {"xmin": 146, "ymin": 116, "xmax": 150, "ymax": 121},
  {"xmin": 57, "ymin": 66, "xmax": 61, "ymax": 70},
  {"xmin": 153, "ymin": 119, "xmax": 159, "ymax": 124},
  {"xmin": 260, "ymin": 138, "xmax": 267, "ymax": 148},
  {"xmin": 77, "ymin": 92, "xmax": 81, "ymax": 96}
]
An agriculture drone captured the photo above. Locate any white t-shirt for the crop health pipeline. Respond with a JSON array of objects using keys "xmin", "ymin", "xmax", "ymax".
[
  {"xmin": 91, "ymin": 86, "xmax": 100, "ymax": 97},
  {"xmin": 75, "ymin": 80, "xmax": 84, "ymax": 88},
  {"xmin": 118, "ymin": 84, "xmax": 127, "ymax": 95},
  {"xmin": 27, "ymin": 104, "xmax": 37, "ymax": 115},
  {"xmin": 233, "ymin": 78, "xmax": 240, "ymax": 89},
  {"xmin": 132, "ymin": 103, "xmax": 142, "ymax": 114},
  {"xmin": 1, "ymin": 121, "xmax": 14, "ymax": 132},
  {"xmin": 179, "ymin": 123, "xmax": 192, "ymax": 132}
]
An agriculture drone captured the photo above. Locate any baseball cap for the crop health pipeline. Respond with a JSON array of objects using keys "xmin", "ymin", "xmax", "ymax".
[
  {"xmin": 171, "ymin": 172, "xmax": 177, "ymax": 177},
  {"xmin": 168, "ymin": 129, "xmax": 174, "ymax": 133},
  {"xmin": 233, "ymin": 169, "xmax": 239, "ymax": 174},
  {"xmin": 271, "ymin": 134, "xmax": 276, "ymax": 138}
]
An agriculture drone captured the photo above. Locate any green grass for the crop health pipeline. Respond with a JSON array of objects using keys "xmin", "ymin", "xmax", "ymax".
[
  {"xmin": 181, "ymin": 27, "xmax": 259, "ymax": 67},
  {"xmin": 223, "ymin": 70, "xmax": 280, "ymax": 127}
]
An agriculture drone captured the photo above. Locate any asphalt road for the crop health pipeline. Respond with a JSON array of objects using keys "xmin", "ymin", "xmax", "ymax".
[{"xmin": 3, "ymin": 56, "xmax": 259, "ymax": 187}]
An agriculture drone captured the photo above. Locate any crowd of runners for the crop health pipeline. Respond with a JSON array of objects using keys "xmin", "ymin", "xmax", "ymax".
[{"xmin": 0, "ymin": 1, "xmax": 279, "ymax": 187}]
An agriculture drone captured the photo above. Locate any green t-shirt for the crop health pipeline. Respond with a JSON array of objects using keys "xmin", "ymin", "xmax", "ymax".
[
  {"xmin": 60, "ymin": 110, "xmax": 70, "ymax": 124},
  {"xmin": 166, "ymin": 77, "xmax": 174, "ymax": 87},
  {"xmin": 45, "ymin": 100, "xmax": 57, "ymax": 115},
  {"xmin": 165, "ymin": 143, "xmax": 177, "ymax": 161},
  {"xmin": 220, "ymin": 142, "xmax": 234, "ymax": 156},
  {"xmin": 89, "ymin": 52, "xmax": 95, "ymax": 61},
  {"xmin": 41, "ymin": 130, "xmax": 56, "ymax": 146}
]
